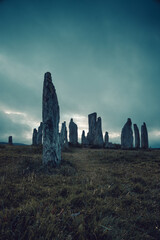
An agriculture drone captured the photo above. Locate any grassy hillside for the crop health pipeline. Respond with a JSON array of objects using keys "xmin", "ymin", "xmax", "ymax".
[{"xmin": 0, "ymin": 145, "xmax": 160, "ymax": 240}]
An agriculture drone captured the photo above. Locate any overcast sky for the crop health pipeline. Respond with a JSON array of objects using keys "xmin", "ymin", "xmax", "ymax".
[{"xmin": 0, "ymin": 0, "xmax": 160, "ymax": 147}]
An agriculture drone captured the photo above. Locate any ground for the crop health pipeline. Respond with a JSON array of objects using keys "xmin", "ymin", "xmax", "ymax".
[{"xmin": 0, "ymin": 145, "xmax": 160, "ymax": 240}]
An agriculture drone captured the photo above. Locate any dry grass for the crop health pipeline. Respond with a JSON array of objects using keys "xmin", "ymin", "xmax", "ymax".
[{"xmin": 0, "ymin": 145, "xmax": 160, "ymax": 239}]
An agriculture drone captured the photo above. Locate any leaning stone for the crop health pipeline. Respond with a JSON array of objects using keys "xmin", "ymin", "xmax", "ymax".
[
  {"xmin": 134, "ymin": 124, "xmax": 140, "ymax": 149},
  {"xmin": 94, "ymin": 117, "xmax": 104, "ymax": 148},
  {"xmin": 141, "ymin": 122, "xmax": 149, "ymax": 149},
  {"xmin": 42, "ymin": 72, "xmax": 61, "ymax": 166},
  {"xmin": 37, "ymin": 122, "xmax": 43, "ymax": 145},
  {"xmin": 121, "ymin": 118, "xmax": 133, "ymax": 149},
  {"xmin": 69, "ymin": 118, "xmax": 78, "ymax": 145},
  {"xmin": 32, "ymin": 128, "xmax": 38, "ymax": 146},
  {"xmin": 8, "ymin": 136, "xmax": 13, "ymax": 145}
]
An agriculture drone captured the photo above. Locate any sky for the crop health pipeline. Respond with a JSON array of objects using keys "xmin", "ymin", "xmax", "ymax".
[{"xmin": 0, "ymin": 0, "xmax": 160, "ymax": 147}]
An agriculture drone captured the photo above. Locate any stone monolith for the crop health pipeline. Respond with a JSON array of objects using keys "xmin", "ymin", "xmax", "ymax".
[
  {"xmin": 60, "ymin": 121, "xmax": 68, "ymax": 150},
  {"xmin": 8, "ymin": 136, "xmax": 13, "ymax": 145},
  {"xmin": 37, "ymin": 122, "xmax": 43, "ymax": 145},
  {"xmin": 94, "ymin": 117, "xmax": 104, "ymax": 147},
  {"xmin": 134, "ymin": 124, "xmax": 140, "ymax": 149},
  {"xmin": 42, "ymin": 72, "xmax": 61, "ymax": 166},
  {"xmin": 87, "ymin": 112, "xmax": 97, "ymax": 145},
  {"xmin": 32, "ymin": 128, "xmax": 37, "ymax": 145},
  {"xmin": 81, "ymin": 130, "xmax": 89, "ymax": 146},
  {"xmin": 104, "ymin": 131, "xmax": 109, "ymax": 148},
  {"xmin": 121, "ymin": 118, "xmax": 133, "ymax": 149},
  {"xmin": 69, "ymin": 118, "xmax": 78, "ymax": 145},
  {"xmin": 141, "ymin": 122, "xmax": 149, "ymax": 149}
]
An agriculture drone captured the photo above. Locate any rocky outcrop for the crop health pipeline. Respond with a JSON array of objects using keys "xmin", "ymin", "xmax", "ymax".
[
  {"xmin": 121, "ymin": 118, "xmax": 133, "ymax": 149},
  {"xmin": 69, "ymin": 118, "xmax": 78, "ymax": 145},
  {"xmin": 94, "ymin": 117, "xmax": 104, "ymax": 147},
  {"xmin": 141, "ymin": 122, "xmax": 149, "ymax": 149},
  {"xmin": 32, "ymin": 128, "xmax": 37, "ymax": 145},
  {"xmin": 60, "ymin": 121, "xmax": 68, "ymax": 150},
  {"xmin": 8, "ymin": 136, "xmax": 13, "ymax": 145},
  {"xmin": 42, "ymin": 72, "xmax": 61, "ymax": 166},
  {"xmin": 37, "ymin": 122, "xmax": 43, "ymax": 145},
  {"xmin": 104, "ymin": 131, "xmax": 109, "ymax": 148},
  {"xmin": 81, "ymin": 130, "xmax": 89, "ymax": 146},
  {"xmin": 134, "ymin": 124, "xmax": 140, "ymax": 149}
]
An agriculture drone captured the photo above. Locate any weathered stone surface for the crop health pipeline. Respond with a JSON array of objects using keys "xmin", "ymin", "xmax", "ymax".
[
  {"xmin": 134, "ymin": 124, "xmax": 140, "ymax": 149},
  {"xmin": 121, "ymin": 118, "xmax": 133, "ymax": 149},
  {"xmin": 69, "ymin": 118, "xmax": 78, "ymax": 145},
  {"xmin": 37, "ymin": 122, "xmax": 43, "ymax": 145},
  {"xmin": 141, "ymin": 122, "xmax": 149, "ymax": 149},
  {"xmin": 104, "ymin": 131, "xmax": 109, "ymax": 148},
  {"xmin": 32, "ymin": 128, "xmax": 37, "ymax": 145},
  {"xmin": 87, "ymin": 112, "xmax": 97, "ymax": 145},
  {"xmin": 81, "ymin": 130, "xmax": 89, "ymax": 146},
  {"xmin": 42, "ymin": 72, "xmax": 61, "ymax": 166},
  {"xmin": 8, "ymin": 136, "xmax": 13, "ymax": 145},
  {"xmin": 94, "ymin": 117, "xmax": 104, "ymax": 147},
  {"xmin": 60, "ymin": 121, "xmax": 68, "ymax": 150}
]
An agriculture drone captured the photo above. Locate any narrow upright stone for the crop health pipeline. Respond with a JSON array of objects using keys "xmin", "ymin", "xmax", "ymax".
[
  {"xmin": 104, "ymin": 131, "xmax": 109, "ymax": 148},
  {"xmin": 60, "ymin": 121, "xmax": 68, "ymax": 150},
  {"xmin": 87, "ymin": 112, "xmax": 97, "ymax": 145},
  {"xmin": 8, "ymin": 136, "xmax": 13, "ymax": 145},
  {"xmin": 32, "ymin": 128, "xmax": 37, "ymax": 146},
  {"xmin": 121, "ymin": 118, "xmax": 133, "ymax": 149},
  {"xmin": 94, "ymin": 117, "xmax": 104, "ymax": 147},
  {"xmin": 37, "ymin": 122, "xmax": 43, "ymax": 145},
  {"xmin": 42, "ymin": 72, "xmax": 61, "ymax": 166},
  {"xmin": 141, "ymin": 122, "xmax": 149, "ymax": 149},
  {"xmin": 69, "ymin": 118, "xmax": 78, "ymax": 145},
  {"xmin": 134, "ymin": 124, "xmax": 140, "ymax": 149}
]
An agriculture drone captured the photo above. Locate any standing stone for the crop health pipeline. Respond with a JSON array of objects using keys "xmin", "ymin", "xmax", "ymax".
[
  {"xmin": 141, "ymin": 122, "xmax": 149, "ymax": 149},
  {"xmin": 87, "ymin": 112, "xmax": 97, "ymax": 145},
  {"xmin": 69, "ymin": 118, "xmax": 78, "ymax": 145},
  {"xmin": 32, "ymin": 128, "xmax": 38, "ymax": 146},
  {"xmin": 134, "ymin": 124, "xmax": 140, "ymax": 149},
  {"xmin": 104, "ymin": 131, "xmax": 109, "ymax": 148},
  {"xmin": 121, "ymin": 118, "xmax": 133, "ymax": 149},
  {"xmin": 60, "ymin": 121, "xmax": 68, "ymax": 150},
  {"xmin": 37, "ymin": 122, "xmax": 43, "ymax": 145},
  {"xmin": 42, "ymin": 72, "xmax": 61, "ymax": 166},
  {"xmin": 8, "ymin": 136, "xmax": 13, "ymax": 145},
  {"xmin": 81, "ymin": 130, "xmax": 89, "ymax": 146},
  {"xmin": 94, "ymin": 117, "xmax": 104, "ymax": 147}
]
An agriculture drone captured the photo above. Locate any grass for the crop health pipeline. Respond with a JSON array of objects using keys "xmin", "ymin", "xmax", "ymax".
[{"xmin": 0, "ymin": 145, "xmax": 160, "ymax": 239}]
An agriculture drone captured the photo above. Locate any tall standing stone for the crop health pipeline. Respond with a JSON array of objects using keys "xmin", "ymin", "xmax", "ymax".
[
  {"xmin": 60, "ymin": 121, "xmax": 68, "ymax": 150},
  {"xmin": 32, "ymin": 128, "xmax": 38, "ymax": 146},
  {"xmin": 8, "ymin": 136, "xmax": 13, "ymax": 145},
  {"xmin": 42, "ymin": 72, "xmax": 61, "ymax": 166},
  {"xmin": 121, "ymin": 118, "xmax": 133, "ymax": 149},
  {"xmin": 37, "ymin": 122, "xmax": 43, "ymax": 145},
  {"xmin": 134, "ymin": 124, "xmax": 140, "ymax": 149},
  {"xmin": 141, "ymin": 122, "xmax": 149, "ymax": 149},
  {"xmin": 104, "ymin": 131, "xmax": 109, "ymax": 148},
  {"xmin": 69, "ymin": 118, "xmax": 78, "ymax": 145},
  {"xmin": 87, "ymin": 112, "xmax": 97, "ymax": 145},
  {"xmin": 94, "ymin": 117, "xmax": 104, "ymax": 147}
]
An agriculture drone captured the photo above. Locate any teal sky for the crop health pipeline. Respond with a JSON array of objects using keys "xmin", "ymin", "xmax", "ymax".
[{"xmin": 0, "ymin": 0, "xmax": 160, "ymax": 147}]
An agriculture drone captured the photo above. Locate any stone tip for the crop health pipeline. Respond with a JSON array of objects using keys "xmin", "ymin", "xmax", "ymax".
[
  {"xmin": 44, "ymin": 72, "xmax": 52, "ymax": 80},
  {"xmin": 71, "ymin": 118, "xmax": 73, "ymax": 122}
]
